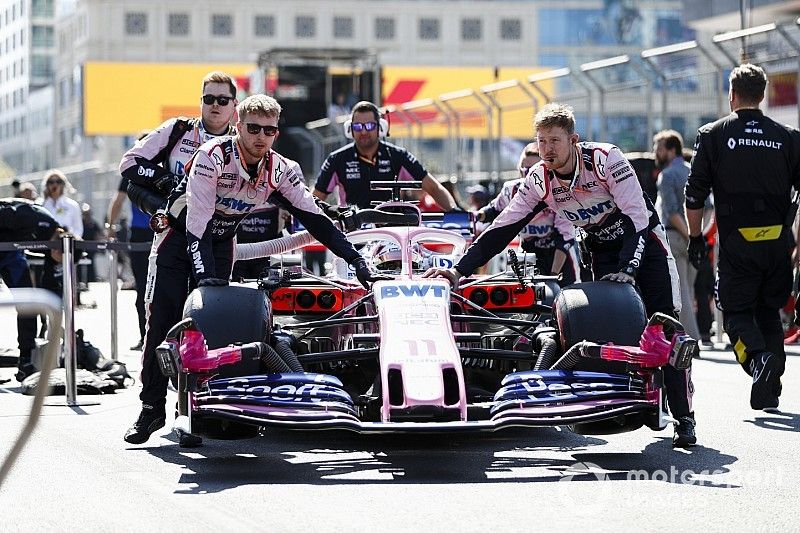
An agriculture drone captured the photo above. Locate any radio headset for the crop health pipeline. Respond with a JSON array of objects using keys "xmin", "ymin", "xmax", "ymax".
[{"xmin": 343, "ymin": 101, "xmax": 390, "ymax": 139}]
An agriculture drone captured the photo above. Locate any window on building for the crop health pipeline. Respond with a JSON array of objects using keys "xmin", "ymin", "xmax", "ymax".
[
  {"xmin": 375, "ymin": 17, "xmax": 395, "ymax": 40},
  {"xmin": 31, "ymin": 0, "xmax": 53, "ymax": 17},
  {"xmin": 30, "ymin": 54, "xmax": 52, "ymax": 79},
  {"xmin": 168, "ymin": 13, "xmax": 189, "ymax": 36},
  {"xmin": 254, "ymin": 15, "xmax": 275, "ymax": 37},
  {"xmin": 125, "ymin": 12, "xmax": 148, "ymax": 36},
  {"xmin": 333, "ymin": 16, "xmax": 353, "ymax": 39},
  {"xmin": 500, "ymin": 19, "xmax": 521, "ymax": 41},
  {"xmin": 295, "ymin": 16, "xmax": 315, "ymax": 38},
  {"xmin": 419, "ymin": 18, "xmax": 439, "ymax": 41},
  {"xmin": 32, "ymin": 25, "xmax": 54, "ymax": 47},
  {"xmin": 211, "ymin": 14, "xmax": 232, "ymax": 37},
  {"xmin": 461, "ymin": 18, "xmax": 481, "ymax": 41}
]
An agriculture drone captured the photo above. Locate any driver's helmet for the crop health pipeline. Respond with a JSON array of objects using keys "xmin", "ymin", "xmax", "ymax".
[{"xmin": 372, "ymin": 242, "xmax": 424, "ymax": 272}]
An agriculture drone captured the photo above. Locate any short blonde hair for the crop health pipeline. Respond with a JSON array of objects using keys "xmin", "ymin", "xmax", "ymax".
[
  {"xmin": 41, "ymin": 169, "xmax": 75, "ymax": 199},
  {"xmin": 534, "ymin": 103, "xmax": 576, "ymax": 135},
  {"xmin": 202, "ymin": 71, "xmax": 237, "ymax": 98},
  {"xmin": 237, "ymin": 94, "xmax": 282, "ymax": 122}
]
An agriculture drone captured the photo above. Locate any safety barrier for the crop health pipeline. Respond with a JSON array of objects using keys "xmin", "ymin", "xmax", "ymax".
[{"xmin": 0, "ymin": 235, "xmax": 150, "ymax": 402}]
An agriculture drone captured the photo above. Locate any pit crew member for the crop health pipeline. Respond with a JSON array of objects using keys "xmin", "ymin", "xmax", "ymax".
[
  {"xmin": 123, "ymin": 94, "xmax": 386, "ymax": 446},
  {"xmin": 475, "ymin": 143, "xmax": 580, "ymax": 286},
  {"xmin": 313, "ymin": 101, "xmax": 457, "ymax": 210},
  {"xmin": 425, "ymin": 103, "xmax": 696, "ymax": 448}
]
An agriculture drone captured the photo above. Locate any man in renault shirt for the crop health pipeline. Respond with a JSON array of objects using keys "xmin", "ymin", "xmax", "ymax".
[
  {"xmin": 424, "ymin": 103, "xmax": 697, "ymax": 448},
  {"xmin": 119, "ymin": 71, "xmax": 238, "ymax": 211},
  {"xmin": 313, "ymin": 101, "xmax": 456, "ymax": 210},
  {"xmin": 686, "ymin": 64, "xmax": 800, "ymax": 412},
  {"xmin": 123, "ymin": 94, "xmax": 385, "ymax": 447}
]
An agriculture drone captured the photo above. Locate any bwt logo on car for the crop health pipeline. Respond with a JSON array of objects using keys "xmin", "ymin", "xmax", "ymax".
[
  {"xmin": 562, "ymin": 200, "xmax": 614, "ymax": 222},
  {"xmin": 381, "ymin": 284, "xmax": 447, "ymax": 298}
]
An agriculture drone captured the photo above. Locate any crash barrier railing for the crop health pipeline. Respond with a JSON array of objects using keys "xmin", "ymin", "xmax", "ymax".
[
  {"xmin": 0, "ymin": 286, "xmax": 63, "ymax": 488},
  {"xmin": 0, "ymin": 235, "xmax": 150, "ymax": 403}
]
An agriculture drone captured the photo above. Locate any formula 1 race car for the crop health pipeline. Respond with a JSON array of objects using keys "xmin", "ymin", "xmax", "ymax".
[{"xmin": 156, "ymin": 184, "xmax": 696, "ymax": 441}]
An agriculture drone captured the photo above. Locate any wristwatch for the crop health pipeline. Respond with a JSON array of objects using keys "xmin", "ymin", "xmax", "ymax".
[{"xmin": 621, "ymin": 265, "xmax": 637, "ymax": 277}]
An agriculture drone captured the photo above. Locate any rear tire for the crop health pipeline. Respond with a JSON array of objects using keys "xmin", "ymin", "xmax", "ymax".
[{"xmin": 182, "ymin": 285, "xmax": 270, "ymax": 377}]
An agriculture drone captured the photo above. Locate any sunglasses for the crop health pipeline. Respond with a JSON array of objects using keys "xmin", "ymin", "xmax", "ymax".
[
  {"xmin": 245, "ymin": 123, "xmax": 279, "ymax": 136},
  {"xmin": 47, "ymin": 179, "xmax": 65, "ymax": 186},
  {"xmin": 202, "ymin": 94, "xmax": 233, "ymax": 106},
  {"xmin": 351, "ymin": 121, "xmax": 378, "ymax": 132}
]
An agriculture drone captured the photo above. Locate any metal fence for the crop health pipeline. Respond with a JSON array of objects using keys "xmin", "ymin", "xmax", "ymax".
[{"xmin": 307, "ymin": 19, "xmax": 800, "ymax": 192}]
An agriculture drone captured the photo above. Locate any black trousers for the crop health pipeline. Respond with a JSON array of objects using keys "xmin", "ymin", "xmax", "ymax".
[
  {"xmin": 130, "ymin": 226, "xmax": 154, "ymax": 342},
  {"xmin": 590, "ymin": 230, "xmax": 694, "ymax": 418},
  {"xmin": 0, "ymin": 251, "xmax": 36, "ymax": 362},
  {"xmin": 717, "ymin": 232, "xmax": 791, "ymax": 382},
  {"xmin": 139, "ymin": 229, "xmax": 233, "ymax": 408}
]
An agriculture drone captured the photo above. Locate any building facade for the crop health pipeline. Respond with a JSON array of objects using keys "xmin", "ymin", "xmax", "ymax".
[
  {"xmin": 51, "ymin": 0, "xmax": 690, "ymax": 173},
  {"xmin": 0, "ymin": 0, "xmax": 56, "ymax": 173}
]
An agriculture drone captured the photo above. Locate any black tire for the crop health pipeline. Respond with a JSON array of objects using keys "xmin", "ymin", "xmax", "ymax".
[
  {"xmin": 554, "ymin": 281, "xmax": 646, "ymax": 348},
  {"xmin": 554, "ymin": 281, "xmax": 646, "ymax": 374},
  {"xmin": 554, "ymin": 282, "xmax": 650, "ymax": 436},
  {"xmin": 182, "ymin": 285, "xmax": 270, "ymax": 377}
]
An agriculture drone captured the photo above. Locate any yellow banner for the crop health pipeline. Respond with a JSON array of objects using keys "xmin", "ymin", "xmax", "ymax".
[
  {"xmin": 83, "ymin": 62, "xmax": 254, "ymax": 135},
  {"xmin": 381, "ymin": 66, "xmax": 554, "ymax": 139}
]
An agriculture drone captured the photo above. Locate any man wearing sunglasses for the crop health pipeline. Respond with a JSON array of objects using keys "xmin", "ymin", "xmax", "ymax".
[
  {"xmin": 124, "ymin": 94, "xmax": 386, "ymax": 447},
  {"xmin": 313, "ymin": 101, "xmax": 456, "ymax": 210},
  {"xmin": 474, "ymin": 143, "xmax": 580, "ymax": 286},
  {"xmin": 119, "ymin": 71, "xmax": 238, "ymax": 210}
]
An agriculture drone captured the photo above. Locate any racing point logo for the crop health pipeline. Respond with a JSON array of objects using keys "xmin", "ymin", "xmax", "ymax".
[{"xmin": 727, "ymin": 138, "xmax": 737, "ymax": 150}]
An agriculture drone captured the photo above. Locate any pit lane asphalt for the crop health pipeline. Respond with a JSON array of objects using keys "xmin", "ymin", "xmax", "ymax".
[{"xmin": 1, "ymin": 283, "xmax": 798, "ymax": 532}]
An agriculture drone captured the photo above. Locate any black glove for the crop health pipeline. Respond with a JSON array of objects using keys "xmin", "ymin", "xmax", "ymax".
[
  {"xmin": 600, "ymin": 271, "xmax": 636, "ymax": 285},
  {"xmin": 351, "ymin": 257, "xmax": 392, "ymax": 290},
  {"xmin": 197, "ymin": 277, "xmax": 228, "ymax": 287},
  {"xmin": 316, "ymin": 199, "xmax": 341, "ymax": 220},
  {"xmin": 687, "ymin": 235, "xmax": 709, "ymax": 269}
]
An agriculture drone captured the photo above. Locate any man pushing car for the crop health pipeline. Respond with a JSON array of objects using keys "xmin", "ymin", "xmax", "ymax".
[{"xmin": 124, "ymin": 94, "xmax": 384, "ymax": 447}]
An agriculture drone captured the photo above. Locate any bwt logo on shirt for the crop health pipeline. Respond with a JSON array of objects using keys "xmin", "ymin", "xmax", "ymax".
[
  {"xmin": 562, "ymin": 200, "xmax": 614, "ymax": 222},
  {"xmin": 216, "ymin": 196, "xmax": 255, "ymax": 212},
  {"xmin": 523, "ymin": 224, "xmax": 553, "ymax": 235}
]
